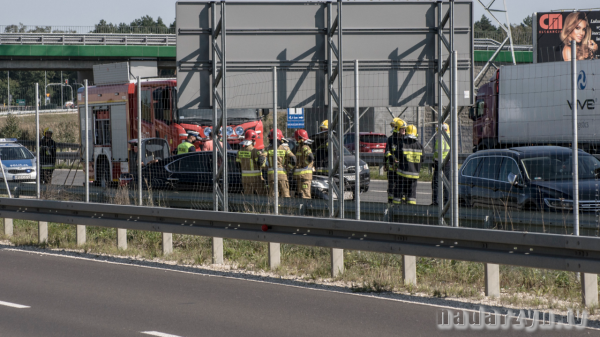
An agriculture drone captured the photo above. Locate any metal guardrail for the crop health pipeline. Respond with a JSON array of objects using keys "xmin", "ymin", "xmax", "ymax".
[
  {"xmin": 0, "ymin": 108, "xmax": 78, "ymax": 116},
  {"xmin": 0, "ymin": 33, "xmax": 176, "ymax": 46},
  {"xmin": 1, "ymin": 196, "xmax": 600, "ymax": 274},
  {"xmin": 473, "ymin": 38, "xmax": 533, "ymax": 51},
  {"xmin": 360, "ymin": 152, "xmax": 469, "ymax": 166}
]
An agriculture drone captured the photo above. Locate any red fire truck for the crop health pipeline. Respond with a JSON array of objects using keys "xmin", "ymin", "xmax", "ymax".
[{"xmin": 77, "ymin": 78, "xmax": 184, "ymax": 185}]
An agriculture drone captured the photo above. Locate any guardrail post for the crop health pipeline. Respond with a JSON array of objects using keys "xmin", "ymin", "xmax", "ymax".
[
  {"xmin": 402, "ymin": 255, "xmax": 417, "ymax": 286},
  {"xmin": 331, "ymin": 248, "xmax": 344, "ymax": 277},
  {"xmin": 581, "ymin": 273, "xmax": 598, "ymax": 307},
  {"xmin": 38, "ymin": 221, "xmax": 48, "ymax": 244},
  {"xmin": 76, "ymin": 225, "xmax": 86, "ymax": 246},
  {"xmin": 485, "ymin": 263, "xmax": 500, "ymax": 297},
  {"xmin": 212, "ymin": 237, "xmax": 223, "ymax": 264},
  {"xmin": 162, "ymin": 233, "xmax": 172, "ymax": 255},
  {"xmin": 269, "ymin": 243, "xmax": 280, "ymax": 269},
  {"xmin": 117, "ymin": 228, "xmax": 127, "ymax": 250},
  {"xmin": 3, "ymin": 218, "xmax": 13, "ymax": 237}
]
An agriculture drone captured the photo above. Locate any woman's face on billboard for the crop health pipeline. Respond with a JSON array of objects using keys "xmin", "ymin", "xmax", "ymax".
[{"xmin": 570, "ymin": 20, "xmax": 587, "ymax": 43}]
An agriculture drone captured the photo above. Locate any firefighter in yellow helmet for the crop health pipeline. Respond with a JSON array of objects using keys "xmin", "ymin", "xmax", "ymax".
[
  {"xmin": 39, "ymin": 127, "xmax": 57, "ymax": 184},
  {"xmin": 264, "ymin": 129, "xmax": 296, "ymax": 198},
  {"xmin": 433, "ymin": 122, "xmax": 450, "ymax": 206},
  {"xmin": 401, "ymin": 125, "xmax": 423, "ymax": 205},
  {"xmin": 319, "ymin": 120, "xmax": 329, "ymax": 132},
  {"xmin": 236, "ymin": 129, "xmax": 267, "ymax": 195},
  {"xmin": 385, "ymin": 119, "xmax": 406, "ymax": 204},
  {"xmin": 293, "ymin": 129, "xmax": 314, "ymax": 199}
]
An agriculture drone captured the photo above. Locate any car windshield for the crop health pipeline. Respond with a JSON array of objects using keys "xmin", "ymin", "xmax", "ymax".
[
  {"xmin": 359, "ymin": 135, "xmax": 387, "ymax": 144},
  {"xmin": 0, "ymin": 146, "xmax": 34, "ymax": 160},
  {"xmin": 179, "ymin": 108, "xmax": 259, "ymax": 123},
  {"xmin": 521, "ymin": 154, "xmax": 600, "ymax": 181}
]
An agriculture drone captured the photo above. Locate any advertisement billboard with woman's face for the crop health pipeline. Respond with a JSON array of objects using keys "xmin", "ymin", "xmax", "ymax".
[{"xmin": 536, "ymin": 11, "xmax": 600, "ymax": 63}]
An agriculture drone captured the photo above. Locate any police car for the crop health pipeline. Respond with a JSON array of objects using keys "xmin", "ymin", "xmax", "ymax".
[{"xmin": 0, "ymin": 139, "xmax": 37, "ymax": 182}]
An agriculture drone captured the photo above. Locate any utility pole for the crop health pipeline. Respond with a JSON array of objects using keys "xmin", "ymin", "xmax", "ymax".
[{"xmin": 60, "ymin": 71, "xmax": 63, "ymax": 108}]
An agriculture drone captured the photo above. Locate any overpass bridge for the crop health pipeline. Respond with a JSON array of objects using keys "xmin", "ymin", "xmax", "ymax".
[{"xmin": 0, "ymin": 31, "xmax": 533, "ymax": 82}]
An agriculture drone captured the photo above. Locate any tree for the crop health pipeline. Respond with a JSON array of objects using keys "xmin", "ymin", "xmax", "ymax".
[
  {"xmin": 521, "ymin": 15, "xmax": 533, "ymax": 28},
  {"xmin": 475, "ymin": 15, "xmax": 500, "ymax": 32}
]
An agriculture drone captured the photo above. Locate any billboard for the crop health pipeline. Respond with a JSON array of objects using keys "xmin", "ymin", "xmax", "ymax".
[{"xmin": 535, "ymin": 11, "xmax": 600, "ymax": 63}]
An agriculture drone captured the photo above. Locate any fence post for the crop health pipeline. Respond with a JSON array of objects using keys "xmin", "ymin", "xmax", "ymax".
[
  {"xmin": 38, "ymin": 221, "xmax": 48, "ymax": 244},
  {"xmin": 269, "ymin": 66, "xmax": 281, "ymax": 270},
  {"xmin": 581, "ymin": 273, "xmax": 599, "ymax": 307},
  {"xmin": 212, "ymin": 237, "xmax": 223, "ymax": 264},
  {"xmin": 485, "ymin": 263, "xmax": 500, "ymax": 297},
  {"xmin": 117, "ymin": 228, "xmax": 127, "ymax": 250},
  {"xmin": 402, "ymin": 255, "xmax": 417, "ymax": 286},
  {"xmin": 79, "ymin": 79, "xmax": 89, "ymax": 247},
  {"xmin": 3, "ymin": 218, "xmax": 13, "ymax": 237},
  {"xmin": 162, "ymin": 233, "xmax": 172, "ymax": 255}
]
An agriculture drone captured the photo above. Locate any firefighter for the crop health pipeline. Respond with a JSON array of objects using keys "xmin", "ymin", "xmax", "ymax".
[
  {"xmin": 386, "ymin": 119, "xmax": 406, "ymax": 205},
  {"xmin": 236, "ymin": 130, "xmax": 267, "ymax": 195},
  {"xmin": 384, "ymin": 118, "xmax": 401, "ymax": 203},
  {"xmin": 177, "ymin": 132, "xmax": 197, "ymax": 154},
  {"xmin": 432, "ymin": 122, "xmax": 450, "ymax": 206},
  {"xmin": 293, "ymin": 129, "xmax": 314, "ymax": 199},
  {"xmin": 39, "ymin": 128, "xmax": 57, "ymax": 184},
  {"xmin": 319, "ymin": 120, "xmax": 328, "ymax": 132},
  {"xmin": 314, "ymin": 120, "xmax": 329, "ymax": 175},
  {"xmin": 264, "ymin": 129, "xmax": 296, "ymax": 198},
  {"xmin": 401, "ymin": 125, "xmax": 424, "ymax": 205}
]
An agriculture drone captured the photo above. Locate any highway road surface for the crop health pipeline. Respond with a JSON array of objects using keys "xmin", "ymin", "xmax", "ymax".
[
  {"xmin": 51, "ymin": 170, "xmax": 433, "ymax": 205},
  {"xmin": 0, "ymin": 248, "xmax": 595, "ymax": 336}
]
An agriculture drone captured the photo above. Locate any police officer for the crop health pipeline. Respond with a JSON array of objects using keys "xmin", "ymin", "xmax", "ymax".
[
  {"xmin": 432, "ymin": 123, "xmax": 450, "ymax": 206},
  {"xmin": 40, "ymin": 128, "xmax": 57, "ymax": 184},
  {"xmin": 401, "ymin": 125, "xmax": 424, "ymax": 205},
  {"xmin": 387, "ymin": 119, "xmax": 407, "ymax": 205},
  {"xmin": 264, "ymin": 129, "xmax": 296, "ymax": 198},
  {"xmin": 293, "ymin": 129, "xmax": 314, "ymax": 199},
  {"xmin": 384, "ymin": 117, "xmax": 401, "ymax": 204},
  {"xmin": 236, "ymin": 130, "xmax": 267, "ymax": 195},
  {"xmin": 177, "ymin": 132, "xmax": 197, "ymax": 154}
]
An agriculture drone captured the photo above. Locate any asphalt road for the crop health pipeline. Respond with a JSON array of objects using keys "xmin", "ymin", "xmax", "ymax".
[
  {"xmin": 50, "ymin": 170, "xmax": 433, "ymax": 205},
  {"xmin": 0, "ymin": 249, "xmax": 593, "ymax": 337}
]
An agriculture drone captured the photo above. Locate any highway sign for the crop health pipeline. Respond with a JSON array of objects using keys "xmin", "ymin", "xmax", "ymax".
[
  {"xmin": 287, "ymin": 108, "xmax": 305, "ymax": 128},
  {"xmin": 16, "ymin": 99, "xmax": 25, "ymax": 106}
]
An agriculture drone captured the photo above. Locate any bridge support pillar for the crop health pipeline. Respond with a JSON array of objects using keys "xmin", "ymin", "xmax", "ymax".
[
  {"xmin": 331, "ymin": 248, "xmax": 344, "ymax": 277},
  {"xmin": 269, "ymin": 242, "xmax": 280, "ymax": 269},
  {"xmin": 162, "ymin": 233, "xmax": 172, "ymax": 255},
  {"xmin": 76, "ymin": 225, "xmax": 86, "ymax": 246},
  {"xmin": 3, "ymin": 218, "xmax": 13, "ymax": 237},
  {"xmin": 117, "ymin": 228, "xmax": 127, "ymax": 250},
  {"xmin": 212, "ymin": 237, "xmax": 223, "ymax": 264},
  {"xmin": 485, "ymin": 263, "xmax": 500, "ymax": 297},
  {"xmin": 402, "ymin": 255, "xmax": 417, "ymax": 286},
  {"xmin": 38, "ymin": 221, "xmax": 48, "ymax": 244},
  {"xmin": 581, "ymin": 273, "xmax": 598, "ymax": 307}
]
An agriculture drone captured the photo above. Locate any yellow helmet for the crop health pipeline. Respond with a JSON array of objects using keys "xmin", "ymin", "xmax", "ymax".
[
  {"xmin": 436, "ymin": 122, "xmax": 449, "ymax": 133},
  {"xmin": 406, "ymin": 125, "xmax": 418, "ymax": 139},
  {"xmin": 394, "ymin": 119, "xmax": 407, "ymax": 133},
  {"xmin": 390, "ymin": 118, "xmax": 400, "ymax": 133},
  {"xmin": 320, "ymin": 120, "xmax": 329, "ymax": 131}
]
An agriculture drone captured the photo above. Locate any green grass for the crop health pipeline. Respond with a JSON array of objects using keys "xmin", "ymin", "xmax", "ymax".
[{"xmin": 0, "ymin": 217, "xmax": 594, "ymax": 313}]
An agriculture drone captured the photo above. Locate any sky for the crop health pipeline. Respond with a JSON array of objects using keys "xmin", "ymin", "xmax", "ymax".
[{"xmin": 1, "ymin": 0, "xmax": 600, "ymax": 29}]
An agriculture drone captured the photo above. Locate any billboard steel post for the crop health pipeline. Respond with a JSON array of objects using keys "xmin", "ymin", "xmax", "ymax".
[
  {"xmin": 221, "ymin": 1, "xmax": 228, "ymax": 213},
  {"xmin": 337, "ymin": 0, "xmax": 344, "ymax": 220},
  {"xmin": 273, "ymin": 66, "xmax": 279, "ymax": 216},
  {"xmin": 354, "ymin": 60, "xmax": 360, "ymax": 220},
  {"xmin": 452, "ymin": 50, "xmax": 459, "ymax": 228},
  {"xmin": 84, "ymin": 80, "xmax": 89, "ymax": 203},
  {"xmin": 572, "ymin": 40, "xmax": 579, "ymax": 236},
  {"xmin": 35, "ymin": 83, "xmax": 40, "ymax": 199},
  {"xmin": 137, "ymin": 76, "xmax": 142, "ymax": 206}
]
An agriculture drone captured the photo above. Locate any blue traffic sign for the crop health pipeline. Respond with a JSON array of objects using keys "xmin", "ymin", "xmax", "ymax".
[{"xmin": 287, "ymin": 108, "xmax": 305, "ymax": 128}]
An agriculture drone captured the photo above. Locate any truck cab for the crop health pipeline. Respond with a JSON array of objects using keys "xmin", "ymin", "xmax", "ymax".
[{"xmin": 470, "ymin": 70, "xmax": 499, "ymax": 152}]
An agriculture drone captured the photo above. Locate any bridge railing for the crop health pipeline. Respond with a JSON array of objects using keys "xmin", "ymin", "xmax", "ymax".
[
  {"xmin": 0, "ymin": 25, "xmax": 175, "ymax": 35},
  {"xmin": 0, "ymin": 33, "xmax": 176, "ymax": 46}
]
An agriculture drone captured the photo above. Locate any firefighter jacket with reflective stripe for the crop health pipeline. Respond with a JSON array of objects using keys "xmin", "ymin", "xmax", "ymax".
[
  {"xmin": 384, "ymin": 134, "xmax": 403, "ymax": 172},
  {"xmin": 265, "ymin": 143, "xmax": 296, "ymax": 179},
  {"xmin": 177, "ymin": 141, "xmax": 196, "ymax": 155},
  {"xmin": 39, "ymin": 137, "xmax": 57, "ymax": 168},
  {"xmin": 294, "ymin": 143, "xmax": 314, "ymax": 176},
  {"xmin": 433, "ymin": 131, "xmax": 450, "ymax": 162},
  {"xmin": 236, "ymin": 144, "xmax": 266, "ymax": 177},
  {"xmin": 396, "ymin": 138, "xmax": 423, "ymax": 179}
]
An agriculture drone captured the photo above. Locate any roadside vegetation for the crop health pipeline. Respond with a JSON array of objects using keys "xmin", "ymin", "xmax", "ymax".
[{"xmin": 1, "ymin": 218, "xmax": 593, "ymax": 315}]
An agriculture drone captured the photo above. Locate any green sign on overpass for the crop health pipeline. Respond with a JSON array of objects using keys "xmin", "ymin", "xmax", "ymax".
[{"xmin": 0, "ymin": 45, "xmax": 175, "ymax": 58}]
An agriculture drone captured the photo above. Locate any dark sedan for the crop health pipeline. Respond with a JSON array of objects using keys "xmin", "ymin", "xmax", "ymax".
[{"xmin": 459, "ymin": 146, "xmax": 600, "ymax": 212}]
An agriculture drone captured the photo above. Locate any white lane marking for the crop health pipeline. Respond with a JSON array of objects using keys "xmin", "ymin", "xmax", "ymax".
[
  {"xmin": 141, "ymin": 332, "xmax": 182, "ymax": 337},
  {"xmin": 0, "ymin": 300, "xmax": 30, "ymax": 309}
]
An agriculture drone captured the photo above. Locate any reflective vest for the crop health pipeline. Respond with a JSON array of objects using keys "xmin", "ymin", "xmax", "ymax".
[
  {"xmin": 384, "ymin": 135, "xmax": 402, "ymax": 172},
  {"xmin": 433, "ymin": 132, "xmax": 450, "ymax": 162},
  {"xmin": 265, "ymin": 144, "xmax": 295, "ymax": 179},
  {"xmin": 294, "ymin": 143, "xmax": 313, "ymax": 177},
  {"xmin": 236, "ymin": 144, "xmax": 265, "ymax": 177},
  {"xmin": 177, "ymin": 141, "xmax": 195, "ymax": 154},
  {"xmin": 396, "ymin": 138, "xmax": 423, "ymax": 179}
]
